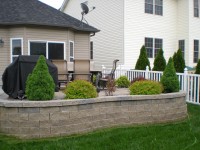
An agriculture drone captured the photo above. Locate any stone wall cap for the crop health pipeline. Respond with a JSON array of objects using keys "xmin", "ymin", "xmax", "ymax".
[{"xmin": 0, "ymin": 91, "xmax": 186, "ymax": 108}]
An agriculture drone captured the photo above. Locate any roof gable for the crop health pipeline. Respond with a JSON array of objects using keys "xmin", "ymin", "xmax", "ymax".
[{"xmin": 0, "ymin": 0, "xmax": 99, "ymax": 32}]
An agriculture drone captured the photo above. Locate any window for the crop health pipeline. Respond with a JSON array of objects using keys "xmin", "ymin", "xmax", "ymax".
[
  {"xmin": 69, "ymin": 41, "xmax": 74, "ymax": 62},
  {"xmin": 194, "ymin": 40, "xmax": 199, "ymax": 63},
  {"xmin": 11, "ymin": 38, "xmax": 23, "ymax": 62},
  {"xmin": 90, "ymin": 41, "xmax": 93, "ymax": 60},
  {"xmin": 145, "ymin": 37, "xmax": 163, "ymax": 58},
  {"xmin": 194, "ymin": 0, "xmax": 199, "ymax": 17},
  {"xmin": 29, "ymin": 41, "xmax": 65, "ymax": 60},
  {"xmin": 155, "ymin": 0, "xmax": 163, "ymax": 15},
  {"xmin": 154, "ymin": 38, "xmax": 163, "ymax": 57},
  {"xmin": 145, "ymin": 0, "xmax": 153, "ymax": 14},
  {"xmin": 30, "ymin": 42, "xmax": 46, "ymax": 56},
  {"xmin": 48, "ymin": 43, "xmax": 64, "ymax": 60},
  {"xmin": 179, "ymin": 40, "xmax": 185, "ymax": 59},
  {"xmin": 145, "ymin": 0, "xmax": 163, "ymax": 16},
  {"xmin": 145, "ymin": 37, "xmax": 153, "ymax": 58}
]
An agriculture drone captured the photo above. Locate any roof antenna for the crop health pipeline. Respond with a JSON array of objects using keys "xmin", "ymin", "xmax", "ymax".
[{"xmin": 80, "ymin": 1, "xmax": 95, "ymax": 26}]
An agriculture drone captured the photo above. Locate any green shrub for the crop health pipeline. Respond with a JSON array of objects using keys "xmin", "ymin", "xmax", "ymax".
[
  {"xmin": 160, "ymin": 57, "xmax": 179, "ymax": 93},
  {"xmin": 153, "ymin": 48, "xmax": 166, "ymax": 71},
  {"xmin": 65, "ymin": 80, "xmax": 97, "ymax": 99},
  {"xmin": 26, "ymin": 55, "xmax": 55, "ymax": 100},
  {"xmin": 135, "ymin": 45, "xmax": 151, "ymax": 70},
  {"xmin": 195, "ymin": 59, "xmax": 200, "ymax": 74},
  {"xmin": 116, "ymin": 76, "xmax": 130, "ymax": 88},
  {"xmin": 173, "ymin": 49, "xmax": 185, "ymax": 73},
  {"xmin": 129, "ymin": 80, "xmax": 163, "ymax": 95}
]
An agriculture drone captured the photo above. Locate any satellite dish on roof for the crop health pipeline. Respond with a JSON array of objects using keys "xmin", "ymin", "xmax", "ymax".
[
  {"xmin": 80, "ymin": 1, "xmax": 95, "ymax": 25},
  {"xmin": 81, "ymin": 2, "xmax": 89, "ymax": 15}
]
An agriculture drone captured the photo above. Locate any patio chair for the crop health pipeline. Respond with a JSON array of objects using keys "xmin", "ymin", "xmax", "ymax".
[
  {"xmin": 73, "ymin": 59, "xmax": 91, "ymax": 81},
  {"xmin": 98, "ymin": 59, "xmax": 119, "ymax": 89},
  {"xmin": 51, "ymin": 60, "xmax": 70, "ymax": 88}
]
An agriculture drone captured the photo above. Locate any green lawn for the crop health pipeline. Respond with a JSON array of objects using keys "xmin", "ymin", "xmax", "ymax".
[{"xmin": 0, "ymin": 103, "xmax": 199, "ymax": 150}]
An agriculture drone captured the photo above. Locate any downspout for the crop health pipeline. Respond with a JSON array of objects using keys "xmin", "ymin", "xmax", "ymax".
[{"xmin": 90, "ymin": 32, "xmax": 95, "ymax": 37}]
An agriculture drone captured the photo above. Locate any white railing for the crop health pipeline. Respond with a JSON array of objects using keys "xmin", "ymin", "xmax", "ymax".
[{"xmin": 102, "ymin": 67, "xmax": 200, "ymax": 105}]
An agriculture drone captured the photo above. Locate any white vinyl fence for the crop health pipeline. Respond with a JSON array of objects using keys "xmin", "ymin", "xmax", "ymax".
[{"xmin": 102, "ymin": 67, "xmax": 200, "ymax": 105}]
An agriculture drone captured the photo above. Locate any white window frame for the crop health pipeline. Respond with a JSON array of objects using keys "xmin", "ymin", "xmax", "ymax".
[
  {"xmin": 178, "ymin": 40, "xmax": 185, "ymax": 59},
  {"xmin": 194, "ymin": 40, "xmax": 199, "ymax": 63},
  {"xmin": 28, "ymin": 40, "xmax": 66, "ymax": 60},
  {"xmin": 194, "ymin": 0, "xmax": 199, "ymax": 17},
  {"xmin": 69, "ymin": 41, "xmax": 74, "ymax": 62},
  {"xmin": 10, "ymin": 38, "xmax": 23, "ymax": 63},
  {"xmin": 145, "ymin": 0, "xmax": 163, "ymax": 16},
  {"xmin": 145, "ymin": 37, "xmax": 163, "ymax": 58}
]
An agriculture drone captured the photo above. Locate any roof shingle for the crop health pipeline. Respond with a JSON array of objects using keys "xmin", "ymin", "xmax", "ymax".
[{"xmin": 0, "ymin": 0, "xmax": 99, "ymax": 32}]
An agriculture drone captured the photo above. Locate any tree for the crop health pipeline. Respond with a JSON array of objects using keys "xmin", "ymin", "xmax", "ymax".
[
  {"xmin": 26, "ymin": 55, "xmax": 55, "ymax": 100},
  {"xmin": 195, "ymin": 59, "xmax": 200, "ymax": 74},
  {"xmin": 135, "ymin": 45, "xmax": 151, "ymax": 70},
  {"xmin": 173, "ymin": 49, "xmax": 185, "ymax": 73},
  {"xmin": 160, "ymin": 57, "xmax": 179, "ymax": 93},
  {"xmin": 153, "ymin": 48, "xmax": 166, "ymax": 71}
]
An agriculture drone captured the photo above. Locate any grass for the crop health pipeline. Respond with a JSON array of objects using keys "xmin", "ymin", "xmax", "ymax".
[{"xmin": 0, "ymin": 103, "xmax": 199, "ymax": 150}]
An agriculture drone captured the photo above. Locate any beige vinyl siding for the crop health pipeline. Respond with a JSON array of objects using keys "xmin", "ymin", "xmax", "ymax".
[
  {"xmin": 25, "ymin": 27, "xmax": 68, "ymax": 59},
  {"xmin": 0, "ymin": 26, "xmax": 91, "ymax": 85},
  {"xmin": 0, "ymin": 28, "xmax": 9, "ymax": 85},
  {"xmin": 63, "ymin": 0, "xmax": 124, "ymax": 69},
  {"xmin": 74, "ymin": 32, "xmax": 90, "ymax": 59}
]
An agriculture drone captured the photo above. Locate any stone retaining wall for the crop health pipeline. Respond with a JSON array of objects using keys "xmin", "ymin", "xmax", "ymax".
[{"xmin": 0, "ymin": 92, "xmax": 187, "ymax": 139}]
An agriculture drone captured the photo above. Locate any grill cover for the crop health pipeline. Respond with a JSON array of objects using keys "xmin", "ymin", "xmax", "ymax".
[{"xmin": 2, "ymin": 55, "xmax": 58, "ymax": 99}]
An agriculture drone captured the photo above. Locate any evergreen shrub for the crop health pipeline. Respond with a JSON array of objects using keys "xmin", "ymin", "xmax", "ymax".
[
  {"xmin": 26, "ymin": 55, "xmax": 55, "ymax": 100},
  {"xmin": 116, "ymin": 76, "xmax": 130, "ymax": 88},
  {"xmin": 173, "ymin": 49, "xmax": 185, "ymax": 73},
  {"xmin": 65, "ymin": 80, "xmax": 97, "ymax": 99},
  {"xmin": 129, "ymin": 80, "xmax": 163, "ymax": 95},
  {"xmin": 135, "ymin": 45, "xmax": 151, "ymax": 70},
  {"xmin": 153, "ymin": 49, "xmax": 166, "ymax": 71},
  {"xmin": 195, "ymin": 59, "xmax": 200, "ymax": 74},
  {"xmin": 160, "ymin": 57, "xmax": 179, "ymax": 93}
]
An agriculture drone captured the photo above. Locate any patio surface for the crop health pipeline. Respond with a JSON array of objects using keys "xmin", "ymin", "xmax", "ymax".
[{"xmin": 0, "ymin": 86, "xmax": 130, "ymax": 101}]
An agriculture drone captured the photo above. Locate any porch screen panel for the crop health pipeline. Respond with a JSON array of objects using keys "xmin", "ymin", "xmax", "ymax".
[
  {"xmin": 48, "ymin": 43, "xmax": 64, "ymax": 60},
  {"xmin": 30, "ymin": 42, "xmax": 46, "ymax": 57}
]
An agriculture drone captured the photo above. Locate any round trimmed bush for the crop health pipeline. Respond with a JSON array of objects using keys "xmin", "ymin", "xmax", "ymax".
[
  {"xmin": 26, "ymin": 55, "xmax": 55, "ymax": 100},
  {"xmin": 65, "ymin": 80, "xmax": 97, "ymax": 99},
  {"xmin": 129, "ymin": 80, "xmax": 163, "ymax": 95},
  {"xmin": 116, "ymin": 76, "xmax": 130, "ymax": 88}
]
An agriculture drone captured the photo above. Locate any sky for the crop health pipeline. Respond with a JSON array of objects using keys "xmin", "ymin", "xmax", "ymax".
[{"xmin": 39, "ymin": 0, "xmax": 64, "ymax": 9}]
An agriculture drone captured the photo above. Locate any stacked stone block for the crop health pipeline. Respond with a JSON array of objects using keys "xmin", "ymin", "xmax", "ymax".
[{"xmin": 0, "ymin": 92, "xmax": 187, "ymax": 139}]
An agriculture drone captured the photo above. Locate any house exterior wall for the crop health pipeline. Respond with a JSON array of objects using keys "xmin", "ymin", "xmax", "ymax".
[
  {"xmin": 63, "ymin": 0, "xmax": 124, "ymax": 69},
  {"xmin": 124, "ymin": 0, "xmax": 178, "ymax": 68},
  {"xmin": 63, "ymin": 0, "xmax": 200, "ymax": 69},
  {"xmin": 177, "ymin": 0, "xmax": 189, "ymax": 66},
  {"xmin": 188, "ymin": 0, "xmax": 200, "ymax": 67},
  {"xmin": 0, "ymin": 26, "xmax": 91, "ymax": 85},
  {"xmin": 74, "ymin": 32, "xmax": 90, "ymax": 59}
]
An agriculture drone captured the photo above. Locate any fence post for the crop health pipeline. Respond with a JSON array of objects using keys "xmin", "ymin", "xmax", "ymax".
[
  {"xmin": 184, "ymin": 68, "xmax": 188, "ymax": 92},
  {"xmin": 145, "ymin": 66, "xmax": 149, "ymax": 79},
  {"xmin": 102, "ymin": 65, "xmax": 106, "ymax": 78}
]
